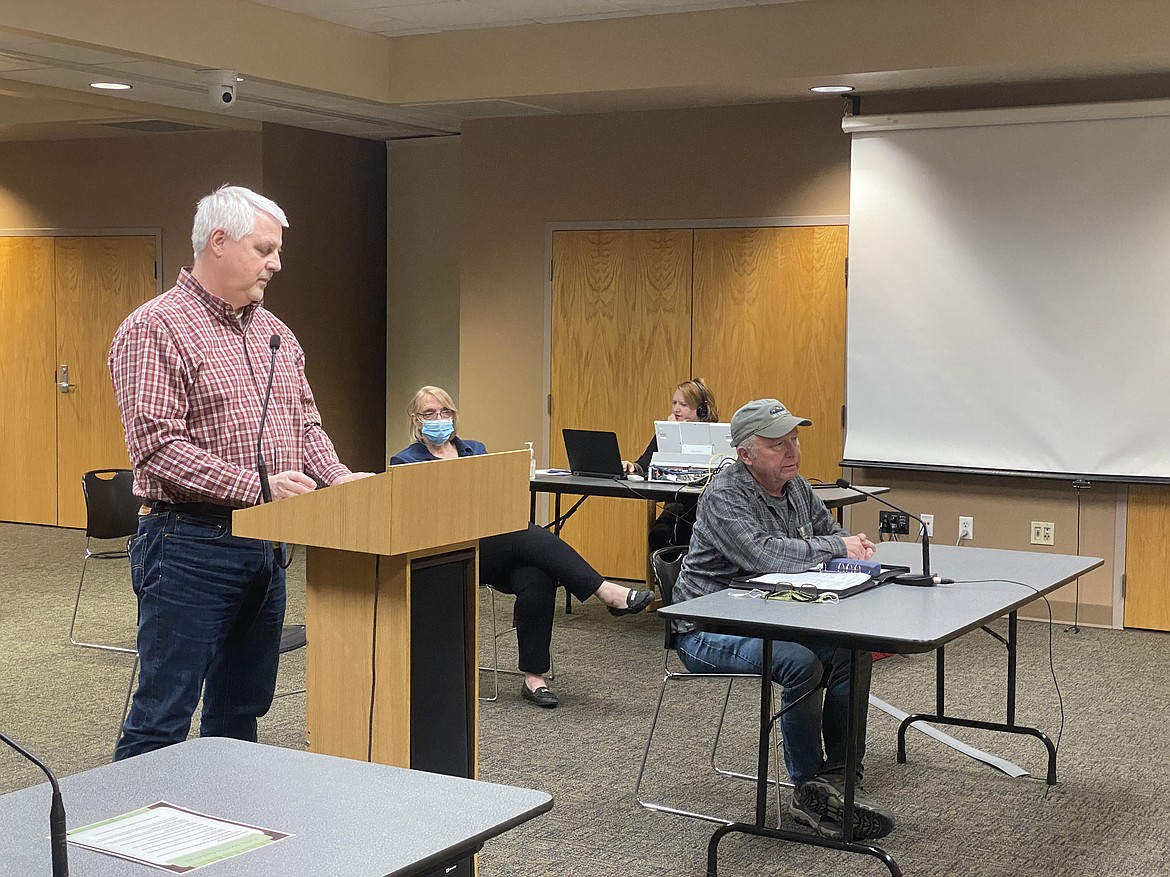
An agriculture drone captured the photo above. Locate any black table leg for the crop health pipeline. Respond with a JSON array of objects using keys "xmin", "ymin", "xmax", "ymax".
[
  {"xmin": 705, "ymin": 640, "xmax": 902, "ymax": 877},
  {"xmin": 552, "ymin": 494, "xmax": 573, "ymax": 615},
  {"xmin": 897, "ymin": 611, "xmax": 1058, "ymax": 784}
]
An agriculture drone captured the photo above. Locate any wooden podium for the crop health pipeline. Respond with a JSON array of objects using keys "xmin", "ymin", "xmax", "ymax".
[{"xmin": 232, "ymin": 450, "xmax": 529, "ymax": 779}]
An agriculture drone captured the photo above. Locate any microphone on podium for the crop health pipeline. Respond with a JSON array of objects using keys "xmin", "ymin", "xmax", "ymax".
[
  {"xmin": 834, "ymin": 479, "xmax": 942, "ymax": 586},
  {"xmin": 257, "ymin": 333, "xmax": 281, "ymax": 504},
  {"xmin": 0, "ymin": 730, "xmax": 69, "ymax": 876}
]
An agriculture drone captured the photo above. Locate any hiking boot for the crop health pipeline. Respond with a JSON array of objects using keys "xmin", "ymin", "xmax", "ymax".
[{"xmin": 790, "ymin": 774, "xmax": 895, "ymax": 841}]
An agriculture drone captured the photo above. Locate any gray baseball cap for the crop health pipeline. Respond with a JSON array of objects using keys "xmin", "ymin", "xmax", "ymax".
[{"xmin": 730, "ymin": 399, "xmax": 812, "ymax": 447}]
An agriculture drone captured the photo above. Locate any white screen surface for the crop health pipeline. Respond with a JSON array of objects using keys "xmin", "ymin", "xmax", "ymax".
[{"xmin": 844, "ymin": 102, "xmax": 1170, "ymax": 479}]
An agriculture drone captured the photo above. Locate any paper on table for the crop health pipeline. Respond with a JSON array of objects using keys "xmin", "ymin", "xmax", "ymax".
[
  {"xmin": 748, "ymin": 572, "xmax": 872, "ymax": 591},
  {"xmin": 535, "ymin": 468, "xmax": 571, "ymax": 476},
  {"xmin": 67, "ymin": 801, "xmax": 291, "ymax": 873}
]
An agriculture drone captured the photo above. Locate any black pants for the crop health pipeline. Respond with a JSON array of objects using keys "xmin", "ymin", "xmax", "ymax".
[{"xmin": 479, "ymin": 523, "xmax": 603, "ymax": 675}]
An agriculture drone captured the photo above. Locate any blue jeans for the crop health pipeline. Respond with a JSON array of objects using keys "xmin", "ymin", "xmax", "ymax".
[
  {"xmin": 114, "ymin": 510, "xmax": 285, "ymax": 761},
  {"xmin": 676, "ymin": 631, "xmax": 872, "ymax": 786}
]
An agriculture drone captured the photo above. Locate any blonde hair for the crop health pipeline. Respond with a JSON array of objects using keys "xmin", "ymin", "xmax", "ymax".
[
  {"xmin": 408, "ymin": 385, "xmax": 459, "ymax": 443},
  {"xmin": 677, "ymin": 378, "xmax": 719, "ymax": 422}
]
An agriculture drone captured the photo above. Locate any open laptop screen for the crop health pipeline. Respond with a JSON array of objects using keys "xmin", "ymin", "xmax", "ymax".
[{"xmin": 562, "ymin": 428, "xmax": 625, "ymax": 479}]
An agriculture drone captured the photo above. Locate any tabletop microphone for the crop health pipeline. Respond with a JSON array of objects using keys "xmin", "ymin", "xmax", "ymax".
[
  {"xmin": 257, "ymin": 333, "xmax": 281, "ymax": 504},
  {"xmin": 0, "ymin": 730, "xmax": 69, "ymax": 877},
  {"xmin": 835, "ymin": 478, "xmax": 938, "ymax": 586}
]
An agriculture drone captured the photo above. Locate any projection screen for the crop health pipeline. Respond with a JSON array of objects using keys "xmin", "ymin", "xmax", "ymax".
[{"xmin": 843, "ymin": 100, "xmax": 1170, "ymax": 481}]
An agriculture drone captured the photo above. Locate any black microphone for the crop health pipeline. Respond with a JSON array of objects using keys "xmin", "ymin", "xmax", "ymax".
[
  {"xmin": 835, "ymin": 478, "xmax": 937, "ymax": 586},
  {"xmin": 0, "ymin": 730, "xmax": 69, "ymax": 877},
  {"xmin": 257, "ymin": 333, "xmax": 281, "ymax": 504}
]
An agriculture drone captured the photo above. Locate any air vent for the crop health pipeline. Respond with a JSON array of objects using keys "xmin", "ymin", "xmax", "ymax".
[
  {"xmin": 394, "ymin": 99, "xmax": 555, "ymax": 129},
  {"xmin": 89, "ymin": 119, "xmax": 215, "ymax": 134}
]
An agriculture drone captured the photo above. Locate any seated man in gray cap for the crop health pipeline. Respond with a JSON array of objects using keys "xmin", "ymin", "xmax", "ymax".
[{"xmin": 672, "ymin": 398, "xmax": 893, "ymax": 841}]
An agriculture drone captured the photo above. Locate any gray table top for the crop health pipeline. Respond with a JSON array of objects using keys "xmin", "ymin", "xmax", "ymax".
[
  {"xmin": 658, "ymin": 542, "xmax": 1103, "ymax": 654},
  {"xmin": 1, "ymin": 738, "xmax": 552, "ymax": 876},
  {"xmin": 530, "ymin": 473, "xmax": 887, "ymax": 509}
]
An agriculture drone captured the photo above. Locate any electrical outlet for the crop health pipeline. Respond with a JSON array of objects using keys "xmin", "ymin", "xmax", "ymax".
[
  {"xmin": 958, "ymin": 515, "xmax": 974, "ymax": 540},
  {"xmin": 879, "ymin": 511, "xmax": 910, "ymax": 535},
  {"xmin": 920, "ymin": 514, "xmax": 934, "ymax": 537},
  {"xmin": 1031, "ymin": 521, "xmax": 1055, "ymax": 545}
]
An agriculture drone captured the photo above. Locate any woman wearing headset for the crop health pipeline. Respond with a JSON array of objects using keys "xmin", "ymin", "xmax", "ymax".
[
  {"xmin": 391, "ymin": 386, "xmax": 653, "ymax": 709},
  {"xmin": 621, "ymin": 378, "xmax": 720, "ymax": 551}
]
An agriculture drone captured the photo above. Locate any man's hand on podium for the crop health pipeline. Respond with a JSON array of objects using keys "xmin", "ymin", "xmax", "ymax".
[
  {"xmin": 270, "ymin": 470, "xmax": 317, "ymax": 499},
  {"xmin": 334, "ymin": 472, "xmax": 377, "ymax": 485}
]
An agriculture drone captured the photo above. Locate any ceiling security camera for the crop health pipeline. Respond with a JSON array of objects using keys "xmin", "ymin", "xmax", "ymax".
[
  {"xmin": 204, "ymin": 70, "xmax": 238, "ymax": 109},
  {"xmin": 210, "ymin": 82, "xmax": 237, "ymax": 108}
]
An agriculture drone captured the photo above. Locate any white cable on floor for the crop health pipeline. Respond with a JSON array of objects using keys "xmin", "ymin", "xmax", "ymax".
[{"xmin": 869, "ymin": 694, "xmax": 1029, "ymax": 779}]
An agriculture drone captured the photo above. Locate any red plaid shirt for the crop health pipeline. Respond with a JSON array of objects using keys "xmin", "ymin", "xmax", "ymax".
[{"xmin": 109, "ymin": 269, "xmax": 350, "ymax": 506}]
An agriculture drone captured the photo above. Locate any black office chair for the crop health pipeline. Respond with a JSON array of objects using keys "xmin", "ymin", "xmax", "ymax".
[
  {"xmin": 115, "ymin": 624, "xmax": 308, "ymax": 755},
  {"xmin": 634, "ymin": 546, "xmax": 787, "ymax": 825},
  {"xmin": 69, "ymin": 469, "xmax": 140, "ymax": 654}
]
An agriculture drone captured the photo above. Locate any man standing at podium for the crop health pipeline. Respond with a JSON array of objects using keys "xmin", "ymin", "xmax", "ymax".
[{"xmin": 109, "ymin": 185, "xmax": 370, "ymax": 761}]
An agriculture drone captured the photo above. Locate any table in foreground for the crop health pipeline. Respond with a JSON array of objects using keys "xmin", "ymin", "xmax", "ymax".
[
  {"xmin": 658, "ymin": 542, "xmax": 1102, "ymax": 877},
  {"xmin": 1, "ymin": 737, "xmax": 552, "ymax": 876}
]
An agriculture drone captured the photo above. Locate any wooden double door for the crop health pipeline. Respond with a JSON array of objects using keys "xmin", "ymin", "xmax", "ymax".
[
  {"xmin": 0, "ymin": 235, "xmax": 156, "ymax": 528},
  {"xmin": 550, "ymin": 226, "xmax": 848, "ymax": 581}
]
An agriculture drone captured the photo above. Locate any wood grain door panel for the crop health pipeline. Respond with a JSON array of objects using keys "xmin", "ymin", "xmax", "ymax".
[
  {"xmin": 0, "ymin": 237, "xmax": 58, "ymax": 525},
  {"xmin": 1124, "ymin": 485, "xmax": 1170, "ymax": 631},
  {"xmin": 551, "ymin": 229, "xmax": 692, "ymax": 580},
  {"xmin": 55, "ymin": 236, "xmax": 156, "ymax": 528},
  {"xmin": 692, "ymin": 226, "xmax": 848, "ymax": 484}
]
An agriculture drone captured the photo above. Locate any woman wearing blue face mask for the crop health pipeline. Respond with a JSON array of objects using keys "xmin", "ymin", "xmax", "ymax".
[{"xmin": 390, "ymin": 386, "xmax": 653, "ymax": 709}]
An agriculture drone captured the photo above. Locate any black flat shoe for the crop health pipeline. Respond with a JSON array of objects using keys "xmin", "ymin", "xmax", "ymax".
[
  {"xmin": 608, "ymin": 588, "xmax": 654, "ymax": 616},
  {"xmin": 521, "ymin": 683, "xmax": 559, "ymax": 708}
]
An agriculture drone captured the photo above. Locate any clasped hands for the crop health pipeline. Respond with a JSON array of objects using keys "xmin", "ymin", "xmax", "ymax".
[{"xmin": 842, "ymin": 533, "xmax": 876, "ymax": 560}]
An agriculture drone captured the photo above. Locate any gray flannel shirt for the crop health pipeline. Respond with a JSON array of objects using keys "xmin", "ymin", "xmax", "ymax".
[{"xmin": 673, "ymin": 460, "xmax": 848, "ymax": 604}]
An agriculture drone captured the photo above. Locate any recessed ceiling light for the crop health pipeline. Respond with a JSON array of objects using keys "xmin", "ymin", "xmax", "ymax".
[
  {"xmin": 809, "ymin": 85, "xmax": 854, "ymax": 94},
  {"xmin": 90, "ymin": 81, "xmax": 132, "ymax": 91},
  {"xmin": 235, "ymin": 77, "xmax": 244, "ymax": 82}
]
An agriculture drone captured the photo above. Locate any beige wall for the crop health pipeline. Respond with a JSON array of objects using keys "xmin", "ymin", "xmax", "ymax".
[
  {"xmin": 261, "ymin": 124, "xmax": 387, "ymax": 473},
  {"xmin": 0, "ymin": 130, "xmax": 263, "ymax": 280},
  {"xmin": 386, "ymin": 136, "xmax": 462, "ymax": 458},
  {"xmin": 847, "ymin": 471, "xmax": 1118, "ymax": 627},
  {"xmin": 455, "ymin": 98, "xmax": 1118, "ymax": 626}
]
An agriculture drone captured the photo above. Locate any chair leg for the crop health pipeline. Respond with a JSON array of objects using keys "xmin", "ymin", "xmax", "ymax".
[
  {"xmin": 478, "ymin": 587, "xmax": 556, "ymax": 702},
  {"xmin": 638, "ymin": 672, "xmax": 791, "ymax": 827},
  {"xmin": 479, "ymin": 586, "xmax": 500, "ymax": 702},
  {"xmin": 636, "ymin": 670, "xmax": 735, "ymax": 826},
  {"xmin": 712, "ymin": 681, "xmax": 790, "ymax": 784},
  {"xmin": 70, "ymin": 547, "xmax": 135, "ymax": 655}
]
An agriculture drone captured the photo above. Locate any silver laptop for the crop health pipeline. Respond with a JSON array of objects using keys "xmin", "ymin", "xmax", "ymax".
[{"xmin": 649, "ymin": 420, "xmax": 734, "ymax": 476}]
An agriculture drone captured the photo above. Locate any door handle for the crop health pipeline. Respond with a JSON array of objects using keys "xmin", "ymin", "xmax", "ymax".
[{"xmin": 56, "ymin": 364, "xmax": 76, "ymax": 394}]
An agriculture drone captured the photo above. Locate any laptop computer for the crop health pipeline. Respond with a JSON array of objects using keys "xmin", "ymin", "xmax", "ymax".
[
  {"xmin": 651, "ymin": 420, "xmax": 734, "ymax": 468},
  {"xmin": 562, "ymin": 428, "xmax": 626, "ymax": 479}
]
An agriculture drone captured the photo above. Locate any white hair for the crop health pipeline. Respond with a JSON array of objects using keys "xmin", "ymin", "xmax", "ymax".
[
  {"xmin": 191, "ymin": 185, "xmax": 289, "ymax": 258},
  {"xmin": 737, "ymin": 434, "xmax": 759, "ymax": 459}
]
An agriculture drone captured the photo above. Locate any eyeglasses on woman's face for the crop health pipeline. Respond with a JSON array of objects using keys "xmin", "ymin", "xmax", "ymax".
[{"xmin": 415, "ymin": 407, "xmax": 454, "ymax": 421}]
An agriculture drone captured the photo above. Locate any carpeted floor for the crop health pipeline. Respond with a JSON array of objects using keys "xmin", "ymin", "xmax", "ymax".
[{"xmin": 2, "ymin": 520, "xmax": 1169, "ymax": 876}]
